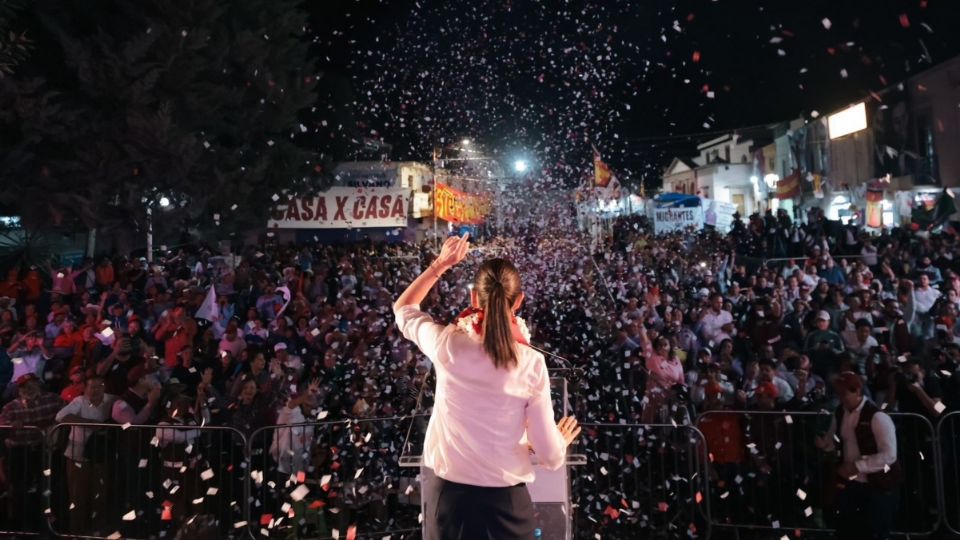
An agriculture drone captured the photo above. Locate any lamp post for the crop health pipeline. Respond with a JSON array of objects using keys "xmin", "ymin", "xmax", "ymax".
[{"xmin": 146, "ymin": 196, "xmax": 171, "ymax": 263}]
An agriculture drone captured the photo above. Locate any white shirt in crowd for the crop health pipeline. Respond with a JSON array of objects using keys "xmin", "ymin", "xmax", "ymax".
[
  {"xmin": 8, "ymin": 348, "xmax": 49, "ymax": 384},
  {"xmin": 700, "ymin": 309, "xmax": 733, "ymax": 345},
  {"xmin": 219, "ymin": 333, "xmax": 247, "ymax": 358},
  {"xmin": 270, "ymin": 404, "xmax": 315, "ymax": 475},
  {"xmin": 823, "ymin": 398, "xmax": 897, "ymax": 483},
  {"xmin": 55, "ymin": 394, "xmax": 117, "ymax": 461},
  {"xmin": 843, "ymin": 333, "xmax": 879, "ymax": 357},
  {"xmin": 395, "ymin": 304, "xmax": 567, "ymax": 487},
  {"xmin": 913, "ymin": 287, "xmax": 941, "ymax": 314}
]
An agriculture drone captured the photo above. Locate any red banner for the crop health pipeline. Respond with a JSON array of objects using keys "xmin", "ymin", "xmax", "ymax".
[{"xmin": 435, "ymin": 183, "xmax": 491, "ymax": 224}]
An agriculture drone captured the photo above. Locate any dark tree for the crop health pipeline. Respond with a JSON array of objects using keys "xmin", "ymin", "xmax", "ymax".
[
  {"xmin": 0, "ymin": 0, "xmax": 324, "ymax": 251},
  {"xmin": 0, "ymin": 0, "xmax": 30, "ymax": 77}
]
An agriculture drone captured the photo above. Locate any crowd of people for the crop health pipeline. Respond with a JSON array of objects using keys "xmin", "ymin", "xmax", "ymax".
[{"xmin": 0, "ymin": 190, "xmax": 957, "ymax": 538}]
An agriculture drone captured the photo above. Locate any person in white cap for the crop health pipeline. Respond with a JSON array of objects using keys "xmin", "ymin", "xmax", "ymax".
[
  {"xmin": 273, "ymin": 341, "xmax": 302, "ymax": 373},
  {"xmin": 803, "ymin": 310, "xmax": 845, "ymax": 355}
]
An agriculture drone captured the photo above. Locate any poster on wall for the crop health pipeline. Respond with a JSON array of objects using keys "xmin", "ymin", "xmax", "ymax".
[
  {"xmin": 435, "ymin": 183, "xmax": 491, "ymax": 224},
  {"xmin": 653, "ymin": 206, "xmax": 703, "ymax": 234},
  {"xmin": 267, "ymin": 187, "xmax": 409, "ymax": 229}
]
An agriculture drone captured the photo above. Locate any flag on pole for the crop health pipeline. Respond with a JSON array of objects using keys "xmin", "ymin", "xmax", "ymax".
[
  {"xmin": 276, "ymin": 285, "xmax": 292, "ymax": 318},
  {"xmin": 594, "ymin": 152, "xmax": 612, "ymax": 188},
  {"xmin": 195, "ymin": 286, "xmax": 218, "ymax": 323},
  {"xmin": 777, "ymin": 170, "xmax": 801, "ymax": 200},
  {"xmin": 593, "ymin": 148, "xmax": 621, "ymax": 201}
]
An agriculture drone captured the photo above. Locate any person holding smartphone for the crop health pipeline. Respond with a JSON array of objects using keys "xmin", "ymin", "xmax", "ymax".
[{"xmin": 394, "ymin": 234, "xmax": 581, "ymax": 539}]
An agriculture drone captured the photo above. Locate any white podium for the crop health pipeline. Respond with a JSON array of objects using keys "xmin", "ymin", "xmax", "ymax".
[{"xmin": 400, "ymin": 374, "xmax": 585, "ymax": 539}]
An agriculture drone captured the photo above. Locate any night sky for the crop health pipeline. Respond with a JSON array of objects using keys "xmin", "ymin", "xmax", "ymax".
[{"xmin": 308, "ymin": 0, "xmax": 960, "ymax": 187}]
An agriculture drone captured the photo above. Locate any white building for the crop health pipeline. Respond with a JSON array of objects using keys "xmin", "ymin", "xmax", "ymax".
[
  {"xmin": 333, "ymin": 161, "xmax": 433, "ymax": 218},
  {"xmin": 662, "ymin": 134, "xmax": 759, "ymax": 216}
]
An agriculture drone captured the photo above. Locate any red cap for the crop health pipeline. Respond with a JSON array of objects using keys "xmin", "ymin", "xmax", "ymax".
[
  {"xmin": 833, "ymin": 371, "xmax": 863, "ymax": 394},
  {"xmin": 756, "ymin": 382, "xmax": 779, "ymax": 399},
  {"xmin": 15, "ymin": 373, "xmax": 39, "ymax": 387}
]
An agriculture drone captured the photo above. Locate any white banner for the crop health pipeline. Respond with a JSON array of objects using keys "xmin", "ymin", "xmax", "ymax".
[
  {"xmin": 653, "ymin": 206, "xmax": 703, "ymax": 234},
  {"xmin": 267, "ymin": 187, "xmax": 408, "ymax": 229},
  {"xmin": 701, "ymin": 198, "xmax": 738, "ymax": 233}
]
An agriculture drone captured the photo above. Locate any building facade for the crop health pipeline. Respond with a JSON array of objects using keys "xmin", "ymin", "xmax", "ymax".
[{"xmin": 661, "ymin": 135, "xmax": 759, "ymax": 216}]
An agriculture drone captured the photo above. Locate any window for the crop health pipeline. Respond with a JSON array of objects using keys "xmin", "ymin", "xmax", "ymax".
[{"xmin": 731, "ymin": 193, "xmax": 746, "ymax": 216}]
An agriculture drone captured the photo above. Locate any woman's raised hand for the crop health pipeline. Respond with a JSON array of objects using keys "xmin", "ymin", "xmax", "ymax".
[{"xmin": 432, "ymin": 233, "xmax": 470, "ymax": 271}]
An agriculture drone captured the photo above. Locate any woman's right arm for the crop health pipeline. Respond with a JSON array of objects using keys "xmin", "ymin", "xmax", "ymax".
[
  {"xmin": 526, "ymin": 360, "xmax": 570, "ymax": 471},
  {"xmin": 393, "ymin": 234, "xmax": 470, "ymax": 360}
]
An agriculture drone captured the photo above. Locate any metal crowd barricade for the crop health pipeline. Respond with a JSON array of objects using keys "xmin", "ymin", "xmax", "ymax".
[
  {"xmin": 247, "ymin": 416, "xmax": 421, "ymax": 539},
  {"xmin": 937, "ymin": 411, "xmax": 960, "ymax": 535},
  {"xmin": 571, "ymin": 422, "xmax": 711, "ymax": 540},
  {"xmin": 46, "ymin": 422, "xmax": 248, "ymax": 540},
  {"xmin": 0, "ymin": 424, "xmax": 48, "ymax": 537},
  {"xmin": 695, "ymin": 409, "xmax": 941, "ymax": 537}
]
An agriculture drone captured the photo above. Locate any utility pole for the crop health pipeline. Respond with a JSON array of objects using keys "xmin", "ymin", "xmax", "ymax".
[{"xmin": 146, "ymin": 207, "xmax": 154, "ymax": 263}]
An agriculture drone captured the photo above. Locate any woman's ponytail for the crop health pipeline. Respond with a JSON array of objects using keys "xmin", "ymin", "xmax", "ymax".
[
  {"xmin": 474, "ymin": 259, "xmax": 521, "ymax": 369},
  {"xmin": 483, "ymin": 282, "xmax": 518, "ymax": 369}
]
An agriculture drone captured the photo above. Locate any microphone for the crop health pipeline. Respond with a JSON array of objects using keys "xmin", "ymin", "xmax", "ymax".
[{"xmin": 525, "ymin": 342, "xmax": 585, "ymax": 376}]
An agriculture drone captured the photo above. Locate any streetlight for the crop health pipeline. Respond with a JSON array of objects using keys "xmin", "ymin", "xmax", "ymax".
[
  {"xmin": 513, "ymin": 159, "xmax": 528, "ymax": 173},
  {"xmin": 147, "ymin": 196, "xmax": 171, "ymax": 263}
]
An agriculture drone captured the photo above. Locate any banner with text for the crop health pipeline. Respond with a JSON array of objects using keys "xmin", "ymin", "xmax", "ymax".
[
  {"xmin": 435, "ymin": 183, "xmax": 491, "ymax": 225},
  {"xmin": 268, "ymin": 187, "xmax": 408, "ymax": 229},
  {"xmin": 653, "ymin": 206, "xmax": 703, "ymax": 234},
  {"xmin": 701, "ymin": 198, "xmax": 738, "ymax": 233}
]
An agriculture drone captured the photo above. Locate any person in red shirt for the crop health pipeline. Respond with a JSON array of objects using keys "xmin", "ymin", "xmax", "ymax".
[
  {"xmin": 153, "ymin": 306, "xmax": 197, "ymax": 369},
  {"xmin": 60, "ymin": 365, "xmax": 86, "ymax": 403},
  {"xmin": 53, "ymin": 318, "xmax": 84, "ymax": 363},
  {"xmin": 94, "ymin": 258, "xmax": 115, "ymax": 291},
  {"xmin": 698, "ymin": 383, "xmax": 746, "ymax": 464},
  {"xmin": 20, "ymin": 267, "xmax": 42, "ymax": 304},
  {"xmin": 0, "ymin": 268, "xmax": 22, "ymax": 301},
  {"xmin": 697, "ymin": 382, "xmax": 747, "ymax": 523}
]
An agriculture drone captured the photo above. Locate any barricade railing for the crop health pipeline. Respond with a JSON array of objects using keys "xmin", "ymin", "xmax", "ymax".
[
  {"xmin": 937, "ymin": 411, "xmax": 960, "ymax": 535},
  {"xmin": 46, "ymin": 422, "xmax": 249, "ymax": 540},
  {"xmin": 572, "ymin": 422, "xmax": 711, "ymax": 540},
  {"xmin": 695, "ymin": 409, "xmax": 941, "ymax": 537},
  {"xmin": 5, "ymin": 410, "xmax": 957, "ymax": 539},
  {"xmin": 0, "ymin": 425, "xmax": 48, "ymax": 537},
  {"xmin": 247, "ymin": 416, "xmax": 421, "ymax": 540}
]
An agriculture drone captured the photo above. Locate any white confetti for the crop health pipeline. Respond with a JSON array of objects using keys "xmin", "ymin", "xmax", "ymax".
[{"xmin": 290, "ymin": 484, "xmax": 310, "ymax": 502}]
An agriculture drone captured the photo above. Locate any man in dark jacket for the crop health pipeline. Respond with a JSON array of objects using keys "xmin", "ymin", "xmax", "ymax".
[{"xmin": 815, "ymin": 372, "xmax": 901, "ymax": 539}]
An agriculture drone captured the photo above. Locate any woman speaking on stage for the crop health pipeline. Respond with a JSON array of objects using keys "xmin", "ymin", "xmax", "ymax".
[{"xmin": 394, "ymin": 233, "xmax": 581, "ymax": 540}]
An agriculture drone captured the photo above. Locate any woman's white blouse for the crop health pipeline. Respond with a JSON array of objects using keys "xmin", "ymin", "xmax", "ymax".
[{"xmin": 395, "ymin": 304, "xmax": 567, "ymax": 487}]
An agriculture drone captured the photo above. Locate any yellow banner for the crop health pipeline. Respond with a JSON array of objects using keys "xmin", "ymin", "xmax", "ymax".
[{"xmin": 435, "ymin": 183, "xmax": 491, "ymax": 224}]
